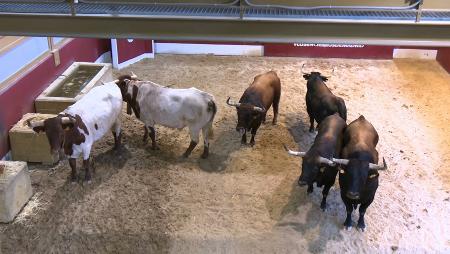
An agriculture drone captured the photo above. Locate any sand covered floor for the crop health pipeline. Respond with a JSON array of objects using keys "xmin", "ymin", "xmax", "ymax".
[{"xmin": 1, "ymin": 55, "xmax": 449, "ymax": 253}]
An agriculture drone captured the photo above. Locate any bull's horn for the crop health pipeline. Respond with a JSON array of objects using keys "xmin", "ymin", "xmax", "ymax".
[
  {"xmin": 369, "ymin": 157, "xmax": 388, "ymax": 170},
  {"xmin": 253, "ymin": 106, "xmax": 266, "ymax": 113},
  {"xmin": 130, "ymin": 71, "xmax": 138, "ymax": 79},
  {"xmin": 318, "ymin": 156, "xmax": 336, "ymax": 166},
  {"xmin": 332, "ymin": 158, "xmax": 350, "ymax": 166},
  {"xmin": 283, "ymin": 144, "xmax": 306, "ymax": 157},
  {"xmin": 114, "ymin": 79, "xmax": 119, "ymax": 83},
  {"xmin": 27, "ymin": 118, "xmax": 44, "ymax": 128},
  {"xmin": 226, "ymin": 97, "xmax": 241, "ymax": 107},
  {"xmin": 300, "ymin": 63, "xmax": 309, "ymax": 74},
  {"xmin": 61, "ymin": 117, "xmax": 76, "ymax": 124}
]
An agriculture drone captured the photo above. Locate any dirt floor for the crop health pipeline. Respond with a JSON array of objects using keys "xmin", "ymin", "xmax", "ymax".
[{"xmin": 1, "ymin": 54, "xmax": 449, "ymax": 253}]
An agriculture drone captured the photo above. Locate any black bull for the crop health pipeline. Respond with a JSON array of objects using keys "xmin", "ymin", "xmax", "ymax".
[
  {"xmin": 284, "ymin": 113, "xmax": 346, "ymax": 211},
  {"xmin": 334, "ymin": 115, "xmax": 387, "ymax": 231},
  {"xmin": 304, "ymin": 71, "xmax": 347, "ymax": 132}
]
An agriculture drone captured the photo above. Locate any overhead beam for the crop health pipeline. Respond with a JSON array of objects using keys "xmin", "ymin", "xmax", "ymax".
[{"xmin": 0, "ymin": 14, "xmax": 450, "ymax": 46}]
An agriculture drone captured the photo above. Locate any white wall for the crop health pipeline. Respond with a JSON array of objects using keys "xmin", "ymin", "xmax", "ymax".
[
  {"xmin": 0, "ymin": 37, "xmax": 49, "ymax": 83},
  {"xmin": 155, "ymin": 43, "xmax": 263, "ymax": 56}
]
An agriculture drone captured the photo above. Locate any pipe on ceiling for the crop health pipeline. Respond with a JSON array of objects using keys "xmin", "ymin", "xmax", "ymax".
[
  {"xmin": 244, "ymin": 0, "xmax": 422, "ymax": 11},
  {"xmin": 78, "ymin": 0, "xmax": 240, "ymax": 7}
]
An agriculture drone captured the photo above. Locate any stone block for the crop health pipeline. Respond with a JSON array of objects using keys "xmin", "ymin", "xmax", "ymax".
[{"xmin": 0, "ymin": 161, "xmax": 33, "ymax": 223}]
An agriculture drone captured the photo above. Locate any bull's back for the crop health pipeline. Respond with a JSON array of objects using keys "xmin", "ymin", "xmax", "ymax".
[
  {"xmin": 139, "ymin": 86, "xmax": 213, "ymax": 128},
  {"xmin": 245, "ymin": 71, "xmax": 280, "ymax": 108},
  {"xmin": 65, "ymin": 83, "xmax": 122, "ymax": 141},
  {"xmin": 315, "ymin": 114, "xmax": 346, "ymax": 155},
  {"xmin": 342, "ymin": 116, "xmax": 379, "ymax": 161}
]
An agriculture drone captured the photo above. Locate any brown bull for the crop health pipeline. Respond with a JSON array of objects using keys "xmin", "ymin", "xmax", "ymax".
[{"xmin": 227, "ymin": 71, "xmax": 281, "ymax": 146}]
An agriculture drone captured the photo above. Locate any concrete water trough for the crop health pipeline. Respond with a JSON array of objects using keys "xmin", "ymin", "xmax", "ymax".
[{"xmin": 35, "ymin": 62, "xmax": 113, "ymax": 114}]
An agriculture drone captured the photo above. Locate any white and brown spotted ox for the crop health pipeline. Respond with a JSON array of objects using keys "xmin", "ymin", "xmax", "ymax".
[
  {"xmin": 28, "ymin": 82, "xmax": 123, "ymax": 183},
  {"xmin": 116, "ymin": 74, "xmax": 217, "ymax": 158}
]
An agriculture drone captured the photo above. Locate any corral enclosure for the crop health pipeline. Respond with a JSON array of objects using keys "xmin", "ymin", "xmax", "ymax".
[{"xmin": 0, "ymin": 54, "xmax": 449, "ymax": 253}]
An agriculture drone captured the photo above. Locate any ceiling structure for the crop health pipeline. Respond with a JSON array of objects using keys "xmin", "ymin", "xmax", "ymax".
[{"xmin": 0, "ymin": 0, "xmax": 450, "ymax": 46}]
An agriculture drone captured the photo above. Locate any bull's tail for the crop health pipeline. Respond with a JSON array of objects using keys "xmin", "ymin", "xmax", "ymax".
[
  {"xmin": 206, "ymin": 99, "xmax": 217, "ymax": 138},
  {"xmin": 337, "ymin": 98, "xmax": 347, "ymax": 122}
]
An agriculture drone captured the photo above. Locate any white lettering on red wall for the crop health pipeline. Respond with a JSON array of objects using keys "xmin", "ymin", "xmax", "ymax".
[{"xmin": 293, "ymin": 43, "xmax": 365, "ymax": 48}]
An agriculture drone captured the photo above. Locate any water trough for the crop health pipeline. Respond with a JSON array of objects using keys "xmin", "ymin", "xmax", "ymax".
[{"xmin": 35, "ymin": 62, "xmax": 112, "ymax": 114}]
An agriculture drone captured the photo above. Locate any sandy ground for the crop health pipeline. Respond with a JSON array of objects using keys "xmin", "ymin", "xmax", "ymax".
[{"xmin": 1, "ymin": 55, "xmax": 449, "ymax": 253}]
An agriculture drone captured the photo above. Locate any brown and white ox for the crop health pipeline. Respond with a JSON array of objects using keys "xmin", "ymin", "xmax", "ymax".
[
  {"xmin": 116, "ymin": 74, "xmax": 216, "ymax": 158},
  {"xmin": 28, "ymin": 82, "xmax": 123, "ymax": 183}
]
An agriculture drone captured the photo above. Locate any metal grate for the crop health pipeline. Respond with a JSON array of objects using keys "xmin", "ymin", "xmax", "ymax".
[
  {"xmin": 244, "ymin": 8, "xmax": 419, "ymax": 21},
  {"xmin": 0, "ymin": 2, "xmax": 70, "ymax": 14},
  {"xmin": 75, "ymin": 3, "xmax": 240, "ymax": 17},
  {"xmin": 422, "ymin": 11, "xmax": 450, "ymax": 21},
  {"xmin": 0, "ymin": 2, "xmax": 449, "ymax": 23}
]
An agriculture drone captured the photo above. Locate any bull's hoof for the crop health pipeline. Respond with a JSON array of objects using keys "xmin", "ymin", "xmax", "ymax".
[
  {"xmin": 241, "ymin": 141, "xmax": 247, "ymax": 145},
  {"xmin": 357, "ymin": 221, "xmax": 366, "ymax": 232},
  {"xmin": 249, "ymin": 141, "xmax": 255, "ymax": 147},
  {"xmin": 201, "ymin": 153, "xmax": 209, "ymax": 159},
  {"xmin": 71, "ymin": 175, "xmax": 77, "ymax": 184},
  {"xmin": 151, "ymin": 145, "xmax": 160, "ymax": 150},
  {"xmin": 307, "ymin": 186, "xmax": 313, "ymax": 194},
  {"xmin": 344, "ymin": 218, "xmax": 353, "ymax": 230},
  {"xmin": 309, "ymin": 129, "xmax": 314, "ymax": 133},
  {"xmin": 182, "ymin": 153, "xmax": 190, "ymax": 158},
  {"xmin": 320, "ymin": 201, "xmax": 327, "ymax": 211}
]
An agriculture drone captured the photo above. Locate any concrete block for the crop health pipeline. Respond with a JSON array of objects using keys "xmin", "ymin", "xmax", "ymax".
[
  {"xmin": 0, "ymin": 161, "xmax": 33, "ymax": 223},
  {"xmin": 9, "ymin": 113, "xmax": 59, "ymax": 164}
]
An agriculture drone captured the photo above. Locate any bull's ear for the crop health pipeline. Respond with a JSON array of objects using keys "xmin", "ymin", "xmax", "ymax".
[
  {"xmin": 368, "ymin": 169, "xmax": 379, "ymax": 178},
  {"xmin": 303, "ymin": 74, "xmax": 311, "ymax": 80},
  {"xmin": 32, "ymin": 126, "xmax": 45, "ymax": 133},
  {"xmin": 321, "ymin": 76, "xmax": 328, "ymax": 82},
  {"xmin": 368, "ymin": 173, "xmax": 379, "ymax": 179},
  {"xmin": 61, "ymin": 122, "xmax": 74, "ymax": 130}
]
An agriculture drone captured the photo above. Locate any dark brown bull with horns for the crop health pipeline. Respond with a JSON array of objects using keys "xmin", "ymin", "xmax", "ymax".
[
  {"xmin": 302, "ymin": 64, "xmax": 347, "ymax": 132},
  {"xmin": 333, "ymin": 115, "xmax": 387, "ymax": 231},
  {"xmin": 284, "ymin": 113, "xmax": 346, "ymax": 211},
  {"xmin": 226, "ymin": 71, "xmax": 281, "ymax": 146}
]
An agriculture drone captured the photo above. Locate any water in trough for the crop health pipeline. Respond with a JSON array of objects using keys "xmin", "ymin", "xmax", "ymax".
[{"xmin": 48, "ymin": 65, "xmax": 102, "ymax": 98}]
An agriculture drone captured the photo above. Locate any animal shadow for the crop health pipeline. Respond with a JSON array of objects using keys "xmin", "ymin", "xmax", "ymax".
[
  {"xmin": 198, "ymin": 127, "xmax": 241, "ymax": 172},
  {"xmin": 276, "ymin": 180, "xmax": 344, "ymax": 253}
]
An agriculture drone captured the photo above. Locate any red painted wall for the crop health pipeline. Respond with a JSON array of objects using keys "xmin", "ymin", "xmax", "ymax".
[
  {"xmin": 0, "ymin": 38, "xmax": 110, "ymax": 158},
  {"xmin": 116, "ymin": 39, "xmax": 152, "ymax": 64},
  {"xmin": 437, "ymin": 48, "xmax": 450, "ymax": 73},
  {"xmin": 264, "ymin": 43, "xmax": 394, "ymax": 59}
]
